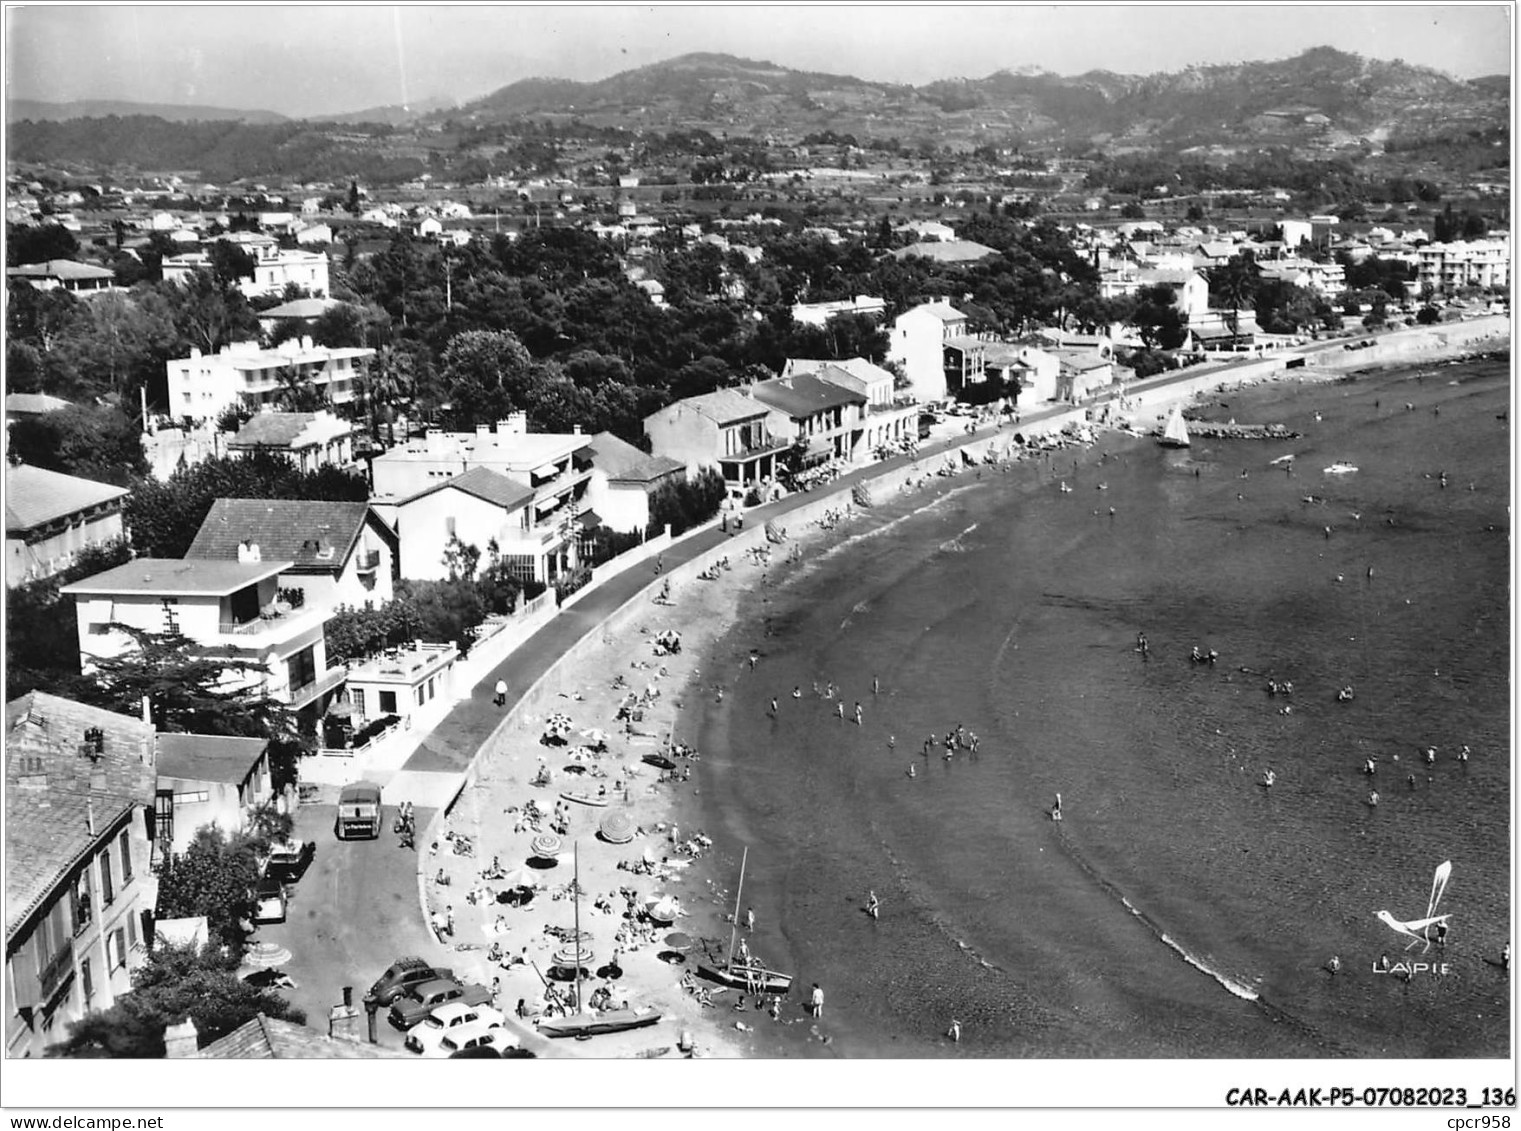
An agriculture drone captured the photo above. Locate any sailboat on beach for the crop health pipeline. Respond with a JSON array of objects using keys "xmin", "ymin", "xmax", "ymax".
[
  {"xmin": 1158, "ymin": 406, "xmax": 1191, "ymax": 448},
  {"xmin": 538, "ymin": 843, "xmax": 662, "ymax": 1039},
  {"xmin": 697, "ymin": 847, "xmax": 794, "ymax": 996}
]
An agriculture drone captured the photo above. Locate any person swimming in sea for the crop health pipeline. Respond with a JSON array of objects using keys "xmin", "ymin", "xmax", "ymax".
[{"xmin": 1051, "ymin": 793, "xmax": 1063, "ymax": 821}]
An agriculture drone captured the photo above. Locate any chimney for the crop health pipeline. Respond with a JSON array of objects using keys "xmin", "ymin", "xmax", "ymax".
[
  {"xmin": 329, "ymin": 987, "xmax": 361, "ymax": 1044},
  {"xmin": 425, "ymin": 427, "xmax": 443, "ymax": 453},
  {"xmin": 572, "ymin": 424, "xmax": 582, "ymax": 435},
  {"xmin": 237, "ymin": 540, "xmax": 261, "ymax": 563},
  {"xmin": 163, "ymin": 1018, "xmax": 200, "ymax": 1058},
  {"xmin": 475, "ymin": 424, "xmax": 490, "ymax": 439},
  {"xmin": 141, "ymin": 695, "xmax": 152, "ymax": 726}
]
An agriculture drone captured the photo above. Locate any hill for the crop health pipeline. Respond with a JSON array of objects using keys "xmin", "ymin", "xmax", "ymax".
[
  {"xmin": 6, "ymin": 98, "xmax": 287, "ymax": 125},
  {"xmin": 439, "ymin": 47, "xmax": 1506, "ymax": 148}
]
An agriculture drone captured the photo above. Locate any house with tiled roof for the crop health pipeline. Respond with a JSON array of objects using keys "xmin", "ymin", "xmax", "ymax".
[
  {"xmin": 185, "ymin": 498, "xmax": 396, "ymax": 610},
  {"xmin": 225, "ymin": 410, "xmax": 355, "ymax": 474},
  {"xmin": 6, "ymin": 259, "xmax": 116, "ymax": 295},
  {"xmin": 887, "ymin": 300, "xmax": 970, "ymax": 405},
  {"xmin": 373, "ymin": 415, "xmax": 593, "ymax": 585},
  {"xmin": 5, "ymin": 392, "xmax": 73, "ymax": 424},
  {"xmin": 584, "ymin": 432, "xmax": 685, "ymax": 534},
  {"xmin": 154, "ymin": 734, "xmax": 273, "ymax": 859},
  {"xmin": 889, "ymin": 240, "xmax": 998, "ymax": 265},
  {"xmin": 5, "ymin": 465, "xmax": 130, "ymax": 589},
  {"xmin": 60, "ymin": 558, "xmax": 345, "ymax": 732},
  {"xmin": 393, "ymin": 466, "xmax": 539, "ymax": 582},
  {"xmin": 5, "ymin": 693, "xmax": 157, "ymax": 1059},
  {"xmin": 643, "ymin": 388, "xmax": 790, "ymax": 499},
  {"xmin": 749, "ymin": 372, "xmax": 868, "ymax": 469},
  {"xmin": 173, "ymin": 1012, "xmax": 402, "ymax": 1059},
  {"xmin": 782, "ymin": 360, "xmax": 918, "ymax": 462}
]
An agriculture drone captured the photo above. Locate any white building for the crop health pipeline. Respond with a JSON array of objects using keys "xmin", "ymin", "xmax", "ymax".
[
  {"xmin": 372, "ymin": 416, "xmax": 593, "ymax": 585},
  {"xmin": 584, "ymin": 432, "xmax": 686, "ymax": 535},
  {"xmin": 5, "ymin": 466, "xmax": 129, "ymax": 589},
  {"xmin": 887, "ymin": 299, "xmax": 968, "ymax": 404},
  {"xmin": 162, "ymin": 243, "xmax": 330, "ymax": 300},
  {"xmin": 1417, "ymin": 239, "xmax": 1510, "ymax": 295},
  {"xmin": 60, "ymin": 558, "xmax": 345, "ymax": 729},
  {"xmin": 789, "ymin": 295, "xmax": 887, "ymax": 327},
  {"xmin": 165, "ymin": 338, "xmax": 374, "ymax": 425}
]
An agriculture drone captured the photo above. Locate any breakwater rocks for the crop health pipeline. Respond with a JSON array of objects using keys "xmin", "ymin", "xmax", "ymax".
[{"xmin": 1172, "ymin": 420, "xmax": 1300, "ymax": 441}]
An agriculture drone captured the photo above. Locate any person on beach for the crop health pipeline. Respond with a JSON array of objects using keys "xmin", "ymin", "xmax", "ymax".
[
  {"xmin": 867, "ymin": 890, "xmax": 880, "ymax": 919},
  {"xmin": 810, "ymin": 983, "xmax": 824, "ymax": 1018},
  {"xmin": 908, "ymin": 764, "xmax": 916, "ymax": 778},
  {"xmin": 770, "ymin": 698, "xmax": 779, "ymax": 716},
  {"xmin": 493, "ymin": 679, "xmax": 508, "ymax": 707},
  {"xmin": 746, "ymin": 906, "xmax": 755, "ymax": 933},
  {"xmin": 1051, "ymin": 793, "xmax": 1063, "ymax": 821},
  {"xmin": 854, "ymin": 702, "xmax": 863, "ymax": 726},
  {"xmin": 837, "ymin": 701, "xmax": 845, "ymax": 721},
  {"xmin": 947, "ymin": 1019, "xmax": 962, "ymax": 1043},
  {"xmin": 1368, "ymin": 790, "xmax": 1380, "ymax": 807},
  {"xmin": 1459, "ymin": 745, "xmax": 1470, "ymax": 763},
  {"xmin": 872, "ymin": 675, "xmax": 880, "ymax": 695},
  {"xmin": 1327, "ymin": 955, "xmax": 1341, "ymax": 976},
  {"xmin": 793, "ymin": 687, "xmax": 803, "ymax": 700},
  {"xmin": 1503, "ymin": 943, "xmax": 1510, "ymax": 972},
  {"xmin": 1424, "ymin": 746, "xmax": 1436, "ymax": 765}
]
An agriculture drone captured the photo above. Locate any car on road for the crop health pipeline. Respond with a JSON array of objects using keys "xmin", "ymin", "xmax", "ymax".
[
  {"xmin": 367, "ymin": 957, "xmax": 456, "ymax": 1008},
  {"xmin": 388, "ymin": 978, "xmax": 493, "ymax": 1030},
  {"xmin": 252, "ymin": 875, "xmax": 287, "ymax": 924},
  {"xmin": 263, "ymin": 838, "xmax": 314, "ymax": 885},
  {"xmin": 403, "ymin": 1003, "xmax": 507, "ymax": 1056},
  {"xmin": 438, "ymin": 1023, "xmax": 521, "ymax": 1059},
  {"xmin": 336, "ymin": 781, "xmax": 383, "ymax": 839}
]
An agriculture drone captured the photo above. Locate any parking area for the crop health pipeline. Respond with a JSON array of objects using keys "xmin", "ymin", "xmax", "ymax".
[{"xmin": 252, "ymin": 802, "xmax": 440, "ymax": 1054}]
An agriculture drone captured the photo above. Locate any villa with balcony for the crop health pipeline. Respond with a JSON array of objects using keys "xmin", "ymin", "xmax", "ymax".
[
  {"xmin": 748, "ymin": 372, "xmax": 869, "ymax": 470},
  {"xmin": 343, "ymin": 641, "xmax": 459, "ymax": 730},
  {"xmin": 643, "ymin": 388, "xmax": 791, "ymax": 499},
  {"xmin": 185, "ymin": 499, "xmax": 397, "ymax": 611},
  {"xmin": 164, "ymin": 337, "xmax": 374, "ymax": 427},
  {"xmin": 153, "ymin": 734, "xmax": 273, "ymax": 861},
  {"xmin": 780, "ymin": 359, "xmax": 917, "ymax": 461},
  {"xmin": 371, "ymin": 414, "xmax": 593, "ymax": 584},
  {"xmin": 59, "ymin": 559, "xmax": 344, "ymax": 731}
]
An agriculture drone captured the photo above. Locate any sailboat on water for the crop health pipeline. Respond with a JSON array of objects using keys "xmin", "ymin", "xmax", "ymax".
[
  {"xmin": 1158, "ymin": 406, "xmax": 1191, "ymax": 448},
  {"xmin": 697, "ymin": 847, "xmax": 794, "ymax": 996},
  {"xmin": 538, "ymin": 843, "xmax": 662, "ymax": 1039}
]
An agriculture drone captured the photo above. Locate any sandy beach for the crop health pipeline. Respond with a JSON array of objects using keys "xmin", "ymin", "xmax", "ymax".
[{"xmin": 410, "ymin": 320, "xmax": 1508, "ymax": 1059}]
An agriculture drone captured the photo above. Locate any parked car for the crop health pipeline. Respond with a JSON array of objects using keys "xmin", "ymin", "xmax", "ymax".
[
  {"xmin": 404, "ymin": 1004, "xmax": 508, "ymax": 1056},
  {"xmin": 367, "ymin": 957, "xmax": 456, "ymax": 1007},
  {"xmin": 389, "ymin": 978, "xmax": 493, "ymax": 1029},
  {"xmin": 439, "ymin": 1023, "xmax": 521, "ymax": 1059},
  {"xmin": 252, "ymin": 876, "xmax": 287, "ymax": 924},
  {"xmin": 263, "ymin": 839, "xmax": 314, "ymax": 885}
]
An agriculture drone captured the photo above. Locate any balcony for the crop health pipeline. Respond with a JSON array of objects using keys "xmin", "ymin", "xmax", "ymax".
[
  {"xmin": 354, "ymin": 549, "xmax": 382, "ymax": 574},
  {"xmin": 38, "ymin": 940, "xmax": 75, "ymax": 1004},
  {"xmin": 216, "ymin": 603, "xmax": 327, "ymax": 645},
  {"xmin": 285, "ymin": 664, "xmax": 348, "ymax": 710},
  {"xmin": 722, "ymin": 433, "xmax": 791, "ymax": 462}
]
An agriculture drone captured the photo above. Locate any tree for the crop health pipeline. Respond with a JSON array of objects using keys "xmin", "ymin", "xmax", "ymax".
[
  {"xmin": 124, "ymin": 450, "xmax": 368, "ymax": 559},
  {"xmin": 1416, "ymin": 305, "xmax": 1442, "ymax": 325},
  {"xmin": 206, "ymin": 241, "xmax": 258, "ymax": 290},
  {"xmin": 1131, "ymin": 284, "xmax": 1189, "ymax": 350},
  {"xmin": 271, "ymin": 363, "xmax": 330, "ymax": 413},
  {"xmin": 6, "ymin": 404, "xmax": 148, "ymax": 486},
  {"xmin": 155, "ymin": 272, "xmax": 260, "ymax": 356},
  {"xmin": 438, "ymin": 329, "xmax": 535, "ymax": 426},
  {"xmin": 48, "ymin": 941, "xmax": 305, "ymax": 1058},
  {"xmin": 6, "ymin": 221, "xmax": 80, "ymax": 266},
  {"xmin": 154, "ymin": 826, "xmax": 266, "ymax": 952},
  {"xmin": 347, "ymin": 179, "xmax": 362, "ymax": 215},
  {"xmin": 1119, "ymin": 202, "xmax": 1146, "ymax": 220},
  {"xmin": 5, "ymin": 538, "xmax": 134, "ymax": 702}
]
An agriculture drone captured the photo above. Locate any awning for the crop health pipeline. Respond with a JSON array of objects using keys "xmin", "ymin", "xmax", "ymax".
[
  {"xmin": 535, "ymin": 494, "xmax": 564, "ymax": 515},
  {"xmin": 531, "ymin": 462, "xmax": 560, "ymax": 478},
  {"xmin": 575, "ymin": 509, "xmax": 602, "ymax": 529}
]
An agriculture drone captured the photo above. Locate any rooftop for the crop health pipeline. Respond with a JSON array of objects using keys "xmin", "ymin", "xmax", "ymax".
[
  {"xmin": 199, "ymin": 1013, "xmax": 403, "ymax": 1059},
  {"xmin": 670, "ymin": 388, "xmax": 769, "ymax": 426},
  {"xmin": 5, "ymin": 392, "xmax": 74, "ymax": 416},
  {"xmin": 588, "ymin": 432, "xmax": 685, "ymax": 484},
  {"xmin": 7, "ymin": 259, "xmax": 115, "ymax": 281},
  {"xmin": 60, "ymin": 557, "xmax": 292, "ymax": 598},
  {"xmin": 227, "ymin": 411, "xmax": 353, "ymax": 449},
  {"xmin": 186, "ymin": 499, "xmax": 385, "ymax": 575},
  {"xmin": 376, "ymin": 428, "xmax": 589, "ymax": 469},
  {"xmin": 750, "ymin": 372, "xmax": 867, "ymax": 418},
  {"xmin": 258, "ymin": 297, "xmax": 342, "ymax": 320},
  {"xmin": 890, "ymin": 240, "xmax": 999, "ymax": 264},
  {"xmin": 398, "ymin": 466, "xmax": 535, "ymax": 511},
  {"xmin": 4, "ymin": 464, "xmax": 129, "ymax": 534},
  {"xmin": 156, "ymin": 733, "xmax": 269, "ymax": 784},
  {"xmin": 6, "ymin": 692, "xmax": 156, "ymax": 941}
]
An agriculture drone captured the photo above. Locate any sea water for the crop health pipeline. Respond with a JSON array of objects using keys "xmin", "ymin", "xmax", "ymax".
[{"xmin": 690, "ymin": 357, "xmax": 1511, "ymax": 1058}]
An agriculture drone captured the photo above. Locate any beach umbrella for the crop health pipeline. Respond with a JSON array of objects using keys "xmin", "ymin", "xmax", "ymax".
[
  {"xmin": 646, "ymin": 897, "xmax": 678, "ymax": 924},
  {"xmin": 553, "ymin": 942, "xmax": 595, "ymax": 969},
  {"xmin": 530, "ymin": 833, "xmax": 563, "ymax": 859},
  {"xmin": 663, "ymin": 931, "xmax": 694, "ymax": 952},
  {"xmin": 598, "ymin": 811, "xmax": 636, "ymax": 844},
  {"xmin": 243, "ymin": 941, "xmax": 292, "ymax": 969},
  {"xmin": 502, "ymin": 864, "xmax": 541, "ymax": 891},
  {"xmin": 581, "ymin": 727, "xmax": 609, "ymax": 745}
]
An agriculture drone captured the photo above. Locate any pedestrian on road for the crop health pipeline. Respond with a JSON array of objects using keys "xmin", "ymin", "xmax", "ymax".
[
  {"xmin": 810, "ymin": 983, "xmax": 824, "ymax": 1018},
  {"xmin": 445, "ymin": 905, "xmax": 455, "ymax": 938},
  {"xmin": 947, "ymin": 1019, "xmax": 962, "ymax": 1042},
  {"xmin": 494, "ymin": 680, "xmax": 507, "ymax": 707}
]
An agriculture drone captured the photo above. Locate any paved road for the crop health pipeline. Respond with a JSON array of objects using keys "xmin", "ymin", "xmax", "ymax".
[{"xmin": 255, "ymin": 802, "xmax": 438, "ymax": 1054}]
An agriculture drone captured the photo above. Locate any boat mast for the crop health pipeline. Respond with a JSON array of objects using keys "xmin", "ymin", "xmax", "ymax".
[
  {"xmin": 725, "ymin": 846, "xmax": 748, "ymax": 969},
  {"xmin": 572, "ymin": 841, "xmax": 581, "ymax": 1013}
]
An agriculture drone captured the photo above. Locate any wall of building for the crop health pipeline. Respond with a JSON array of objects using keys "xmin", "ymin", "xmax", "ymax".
[{"xmin": 6, "ymin": 510, "xmax": 124, "ymax": 589}]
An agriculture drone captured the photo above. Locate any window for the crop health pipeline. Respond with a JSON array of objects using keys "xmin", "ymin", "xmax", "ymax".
[
  {"xmin": 379, "ymin": 690, "xmax": 397, "ymax": 714},
  {"xmin": 427, "ymin": 678, "xmax": 435, "ymax": 702},
  {"xmin": 99, "ymin": 850, "xmax": 114, "ymax": 906},
  {"xmin": 80, "ymin": 957, "xmax": 93, "ymax": 1005},
  {"xmin": 118, "ymin": 831, "xmax": 132, "ymax": 883},
  {"xmin": 287, "ymin": 645, "xmax": 317, "ymax": 692},
  {"xmin": 414, "ymin": 687, "xmax": 424, "ymax": 707},
  {"xmin": 350, "ymin": 689, "xmax": 366, "ymax": 717},
  {"xmin": 154, "ymin": 791, "xmax": 173, "ymax": 850},
  {"xmin": 172, "ymin": 791, "xmax": 209, "ymax": 805},
  {"xmin": 127, "ymin": 915, "xmax": 137, "ymax": 949},
  {"xmin": 445, "ymin": 516, "xmax": 457, "ymax": 537},
  {"xmin": 109, "ymin": 928, "xmax": 127, "ymax": 971},
  {"xmin": 69, "ymin": 869, "xmax": 92, "ymax": 935}
]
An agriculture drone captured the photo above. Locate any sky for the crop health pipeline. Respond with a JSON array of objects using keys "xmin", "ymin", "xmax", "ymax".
[{"xmin": 3, "ymin": 3, "xmax": 1513, "ymax": 118}]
